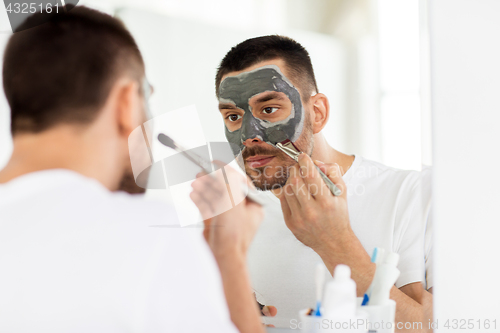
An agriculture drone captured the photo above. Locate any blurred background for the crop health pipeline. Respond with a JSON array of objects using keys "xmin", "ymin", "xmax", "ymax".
[{"xmin": 0, "ymin": 0, "xmax": 430, "ymax": 173}]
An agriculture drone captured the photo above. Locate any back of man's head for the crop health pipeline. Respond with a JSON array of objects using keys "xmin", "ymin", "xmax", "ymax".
[
  {"xmin": 2, "ymin": 5, "xmax": 145, "ymax": 135},
  {"xmin": 215, "ymin": 35, "xmax": 318, "ymax": 101}
]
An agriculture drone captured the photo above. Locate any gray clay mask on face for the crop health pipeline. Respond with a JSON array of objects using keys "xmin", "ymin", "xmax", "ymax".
[{"xmin": 218, "ymin": 65, "xmax": 305, "ymax": 156}]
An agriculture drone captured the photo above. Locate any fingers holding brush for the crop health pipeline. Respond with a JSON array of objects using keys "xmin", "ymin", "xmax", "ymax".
[
  {"xmin": 190, "ymin": 170, "xmax": 231, "ymax": 220},
  {"xmin": 279, "ymin": 154, "xmax": 352, "ymax": 252},
  {"xmin": 190, "ymin": 163, "xmax": 264, "ymax": 258}
]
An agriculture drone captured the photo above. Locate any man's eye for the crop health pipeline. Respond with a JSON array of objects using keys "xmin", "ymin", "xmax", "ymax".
[
  {"xmin": 227, "ymin": 114, "xmax": 242, "ymax": 122},
  {"xmin": 262, "ymin": 107, "xmax": 279, "ymax": 114}
]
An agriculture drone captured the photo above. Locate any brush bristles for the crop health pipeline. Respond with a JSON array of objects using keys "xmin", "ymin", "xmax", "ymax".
[
  {"xmin": 281, "ymin": 139, "xmax": 300, "ymax": 153},
  {"xmin": 158, "ymin": 133, "xmax": 177, "ymax": 149}
]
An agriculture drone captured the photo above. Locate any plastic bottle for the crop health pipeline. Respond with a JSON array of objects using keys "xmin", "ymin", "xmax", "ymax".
[
  {"xmin": 368, "ymin": 252, "xmax": 400, "ymax": 306},
  {"xmin": 322, "ymin": 264, "xmax": 357, "ymax": 320}
]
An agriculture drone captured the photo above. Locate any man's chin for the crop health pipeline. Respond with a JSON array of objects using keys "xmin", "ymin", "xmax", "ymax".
[
  {"xmin": 246, "ymin": 171, "xmax": 288, "ymax": 191},
  {"xmin": 118, "ymin": 170, "xmax": 147, "ymax": 194},
  {"xmin": 247, "ymin": 179, "xmax": 283, "ymax": 191},
  {"xmin": 244, "ymin": 163, "xmax": 291, "ymax": 191}
]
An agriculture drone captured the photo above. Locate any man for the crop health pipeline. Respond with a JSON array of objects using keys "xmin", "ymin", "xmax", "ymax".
[
  {"xmin": 215, "ymin": 35, "xmax": 433, "ymax": 328},
  {"xmin": 0, "ymin": 7, "xmax": 266, "ymax": 332}
]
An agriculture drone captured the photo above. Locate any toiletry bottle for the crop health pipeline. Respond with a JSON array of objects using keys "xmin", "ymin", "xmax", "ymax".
[
  {"xmin": 322, "ymin": 264, "xmax": 357, "ymax": 320},
  {"xmin": 368, "ymin": 252, "xmax": 400, "ymax": 306}
]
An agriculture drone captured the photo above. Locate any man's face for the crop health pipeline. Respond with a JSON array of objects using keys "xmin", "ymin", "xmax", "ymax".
[{"xmin": 218, "ymin": 60, "xmax": 314, "ymax": 190}]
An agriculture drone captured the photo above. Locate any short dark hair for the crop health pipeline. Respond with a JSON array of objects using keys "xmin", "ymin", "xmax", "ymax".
[
  {"xmin": 2, "ymin": 5, "xmax": 145, "ymax": 135},
  {"xmin": 215, "ymin": 35, "xmax": 318, "ymax": 100}
]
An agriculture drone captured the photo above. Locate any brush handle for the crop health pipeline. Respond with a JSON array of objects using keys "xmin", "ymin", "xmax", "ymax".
[{"xmin": 316, "ymin": 166, "xmax": 342, "ymax": 196}]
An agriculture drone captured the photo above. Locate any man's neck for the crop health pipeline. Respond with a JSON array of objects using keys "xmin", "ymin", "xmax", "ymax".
[
  {"xmin": 0, "ymin": 126, "xmax": 121, "ymax": 190},
  {"xmin": 310, "ymin": 134, "xmax": 355, "ymax": 176}
]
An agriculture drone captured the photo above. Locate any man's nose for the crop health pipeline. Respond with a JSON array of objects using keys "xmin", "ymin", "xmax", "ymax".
[
  {"xmin": 242, "ymin": 137, "xmax": 265, "ymax": 147},
  {"xmin": 241, "ymin": 114, "xmax": 264, "ymax": 144}
]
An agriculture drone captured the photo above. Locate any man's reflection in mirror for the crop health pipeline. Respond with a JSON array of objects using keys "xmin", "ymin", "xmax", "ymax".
[{"xmin": 214, "ymin": 35, "xmax": 433, "ymax": 329}]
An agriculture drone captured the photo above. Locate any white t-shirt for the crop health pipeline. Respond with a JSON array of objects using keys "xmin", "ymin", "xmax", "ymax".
[
  {"xmin": 247, "ymin": 155, "xmax": 432, "ymax": 328},
  {"xmin": 0, "ymin": 169, "xmax": 238, "ymax": 333}
]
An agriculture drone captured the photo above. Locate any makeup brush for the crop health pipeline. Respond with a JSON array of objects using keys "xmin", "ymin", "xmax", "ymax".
[
  {"xmin": 268, "ymin": 130, "xmax": 342, "ymax": 196},
  {"xmin": 158, "ymin": 133, "xmax": 213, "ymax": 174},
  {"xmin": 157, "ymin": 133, "xmax": 266, "ymax": 206}
]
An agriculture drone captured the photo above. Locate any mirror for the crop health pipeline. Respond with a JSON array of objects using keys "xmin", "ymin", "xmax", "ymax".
[{"xmin": 0, "ymin": 0, "xmax": 433, "ymax": 330}]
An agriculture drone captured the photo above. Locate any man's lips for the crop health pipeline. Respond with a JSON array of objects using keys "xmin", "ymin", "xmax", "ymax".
[{"xmin": 246, "ymin": 155, "xmax": 275, "ymax": 168}]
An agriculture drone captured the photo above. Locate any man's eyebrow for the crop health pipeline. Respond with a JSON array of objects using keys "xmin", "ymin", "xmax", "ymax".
[
  {"xmin": 218, "ymin": 103, "xmax": 238, "ymax": 110},
  {"xmin": 252, "ymin": 92, "xmax": 286, "ymax": 104}
]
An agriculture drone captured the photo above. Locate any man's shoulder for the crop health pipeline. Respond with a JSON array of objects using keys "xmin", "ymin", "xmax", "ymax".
[
  {"xmin": 352, "ymin": 156, "xmax": 422, "ymax": 186},
  {"xmin": 347, "ymin": 156, "xmax": 431, "ymax": 202},
  {"xmin": 104, "ymin": 191, "xmax": 179, "ymax": 224},
  {"xmin": 0, "ymin": 169, "xmax": 179, "ymax": 226},
  {"xmin": 68, "ymin": 181, "xmax": 180, "ymax": 227}
]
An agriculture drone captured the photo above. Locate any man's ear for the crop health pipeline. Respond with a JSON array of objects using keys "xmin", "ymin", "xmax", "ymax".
[
  {"xmin": 309, "ymin": 93, "xmax": 330, "ymax": 134},
  {"xmin": 113, "ymin": 78, "xmax": 141, "ymax": 138}
]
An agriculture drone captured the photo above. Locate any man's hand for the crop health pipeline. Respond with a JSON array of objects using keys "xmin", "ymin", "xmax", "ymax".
[
  {"xmin": 273, "ymin": 153, "xmax": 352, "ymax": 253},
  {"xmin": 190, "ymin": 163, "xmax": 263, "ymax": 259},
  {"xmin": 272, "ymin": 153, "xmax": 375, "ymax": 295},
  {"xmin": 190, "ymin": 163, "xmax": 265, "ymax": 333},
  {"xmin": 261, "ymin": 305, "xmax": 277, "ymax": 317}
]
